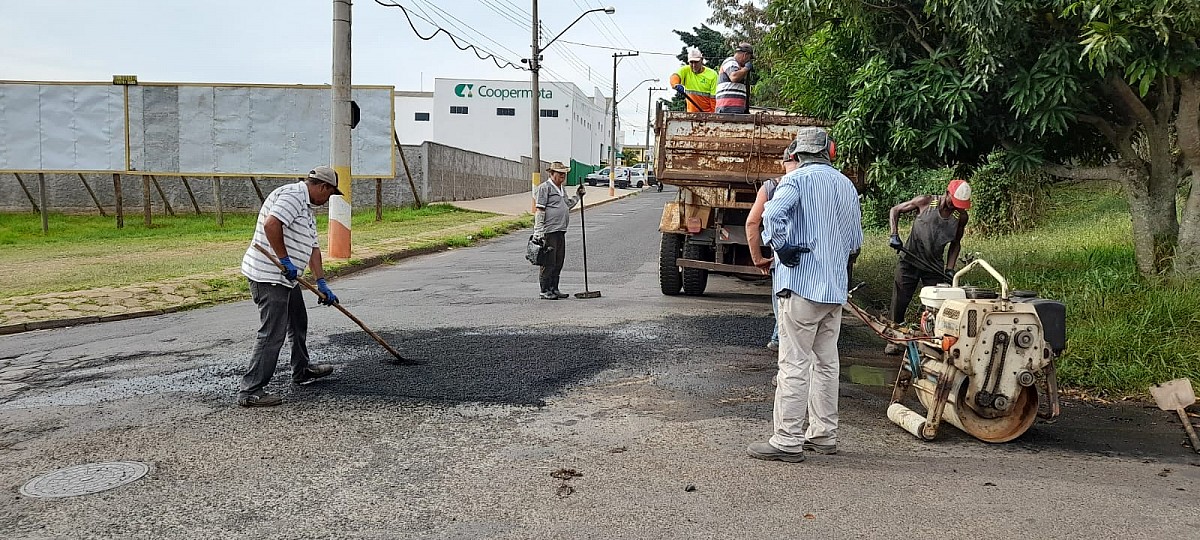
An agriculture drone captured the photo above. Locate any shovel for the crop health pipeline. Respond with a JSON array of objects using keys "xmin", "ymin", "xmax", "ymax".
[
  {"xmin": 574, "ymin": 191, "xmax": 601, "ymax": 299},
  {"xmin": 1149, "ymin": 378, "xmax": 1200, "ymax": 453},
  {"xmin": 253, "ymin": 244, "xmax": 413, "ymax": 365}
]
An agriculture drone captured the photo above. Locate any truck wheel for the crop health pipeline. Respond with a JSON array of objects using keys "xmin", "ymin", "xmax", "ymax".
[
  {"xmin": 660, "ymin": 233, "xmax": 684, "ymax": 295},
  {"xmin": 681, "ymin": 243, "xmax": 711, "ymax": 296}
]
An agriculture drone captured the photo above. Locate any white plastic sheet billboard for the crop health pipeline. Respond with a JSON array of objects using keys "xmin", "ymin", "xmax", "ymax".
[
  {"xmin": 0, "ymin": 83, "xmax": 126, "ymax": 172},
  {"xmin": 0, "ymin": 82, "xmax": 395, "ymax": 177}
]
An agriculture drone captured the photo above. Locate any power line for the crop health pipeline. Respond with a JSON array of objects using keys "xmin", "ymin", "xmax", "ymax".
[
  {"xmin": 466, "ymin": 0, "xmax": 611, "ymax": 90},
  {"xmin": 476, "ymin": 0, "xmax": 528, "ymax": 28},
  {"xmin": 584, "ymin": 0, "xmax": 659, "ymax": 81},
  {"xmin": 415, "ymin": 0, "xmax": 525, "ymax": 62},
  {"xmin": 556, "ymin": 39, "xmax": 678, "ymax": 56},
  {"xmin": 374, "ymin": 0, "xmax": 527, "ymax": 71}
]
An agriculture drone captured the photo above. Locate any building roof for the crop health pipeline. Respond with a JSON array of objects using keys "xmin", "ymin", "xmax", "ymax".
[{"xmin": 394, "ymin": 91, "xmax": 434, "ymax": 98}]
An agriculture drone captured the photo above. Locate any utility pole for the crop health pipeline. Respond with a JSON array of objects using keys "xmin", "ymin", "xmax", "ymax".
[
  {"xmin": 528, "ymin": 0, "xmax": 541, "ymax": 211},
  {"xmin": 646, "ymin": 87, "xmax": 666, "ymax": 165},
  {"xmin": 610, "ymin": 51, "xmax": 638, "ymax": 196},
  {"xmin": 329, "ymin": 0, "xmax": 352, "ymax": 258}
]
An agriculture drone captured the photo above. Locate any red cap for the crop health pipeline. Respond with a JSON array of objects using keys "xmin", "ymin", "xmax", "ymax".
[{"xmin": 947, "ymin": 179, "xmax": 971, "ymax": 210}]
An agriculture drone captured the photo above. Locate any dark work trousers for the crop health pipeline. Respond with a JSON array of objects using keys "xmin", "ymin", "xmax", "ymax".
[
  {"xmin": 889, "ymin": 260, "xmax": 944, "ymax": 324},
  {"xmin": 538, "ymin": 231, "xmax": 567, "ymax": 293},
  {"xmin": 239, "ymin": 280, "xmax": 310, "ymax": 398}
]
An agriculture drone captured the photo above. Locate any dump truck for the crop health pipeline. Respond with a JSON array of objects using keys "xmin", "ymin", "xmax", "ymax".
[{"xmin": 652, "ymin": 106, "xmax": 833, "ymax": 295}]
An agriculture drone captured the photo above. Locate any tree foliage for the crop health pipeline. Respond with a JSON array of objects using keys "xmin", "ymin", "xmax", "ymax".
[
  {"xmin": 672, "ymin": 24, "xmax": 727, "ymax": 70},
  {"xmin": 763, "ymin": 0, "xmax": 1200, "ymax": 276},
  {"xmin": 707, "ymin": 0, "xmax": 770, "ymax": 44}
]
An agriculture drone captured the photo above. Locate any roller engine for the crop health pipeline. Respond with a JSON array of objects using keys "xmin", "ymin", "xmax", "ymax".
[{"xmin": 855, "ymin": 259, "xmax": 1066, "ymax": 443}]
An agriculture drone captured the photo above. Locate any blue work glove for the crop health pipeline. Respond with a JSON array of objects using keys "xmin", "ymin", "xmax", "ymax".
[
  {"xmin": 278, "ymin": 256, "xmax": 300, "ymax": 280},
  {"xmin": 673, "ymin": 84, "xmax": 685, "ymax": 95},
  {"xmin": 316, "ymin": 278, "xmax": 339, "ymax": 306},
  {"xmin": 888, "ymin": 234, "xmax": 903, "ymax": 252},
  {"xmin": 744, "ymin": 61, "xmax": 753, "ymax": 71}
]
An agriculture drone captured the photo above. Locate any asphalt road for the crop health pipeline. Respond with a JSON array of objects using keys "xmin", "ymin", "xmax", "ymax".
[{"xmin": 1, "ymin": 187, "xmax": 1197, "ymax": 539}]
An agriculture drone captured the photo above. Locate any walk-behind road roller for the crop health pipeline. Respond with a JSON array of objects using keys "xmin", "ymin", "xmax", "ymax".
[{"xmin": 849, "ymin": 258, "xmax": 1067, "ymax": 443}]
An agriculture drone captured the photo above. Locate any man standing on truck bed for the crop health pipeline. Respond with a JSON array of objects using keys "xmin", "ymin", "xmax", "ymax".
[
  {"xmin": 715, "ymin": 43, "xmax": 754, "ymax": 114},
  {"xmin": 670, "ymin": 47, "xmax": 717, "ymax": 113},
  {"xmin": 883, "ymin": 180, "xmax": 971, "ymax": 355},
  {"xmin": 748, "ymin": 127, "xmax": 862, "ymax": 462}
]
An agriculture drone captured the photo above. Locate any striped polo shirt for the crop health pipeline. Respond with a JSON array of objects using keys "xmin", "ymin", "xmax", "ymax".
[
  {"xmin": 761, "ymin": 163, "xmax": 863, "ymax": 305},
  {"xmin": 241, "ymin": 182, "xmax": 319, "ymax": 286},
  {"xmin": 715, "ymin": 57, "xmax": 749, "ymax": 113}
]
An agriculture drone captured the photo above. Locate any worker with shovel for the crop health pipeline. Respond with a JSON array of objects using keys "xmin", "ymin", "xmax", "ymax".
[
  {"xmin": 236, "ymin": 166, "xmax": 342, "ymax": 407},
  {"xmin": 884, "ymin": 179, "xmax": 971, "ymax": 355},
  {"xmin": 533, "ymin": 161, "xmax": 585, "ymax": 300}
]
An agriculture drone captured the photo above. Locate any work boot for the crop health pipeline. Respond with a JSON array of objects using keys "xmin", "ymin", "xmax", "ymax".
[
  {"xmin": 540, "ymin": 291, "xmax": 559, "ymax": 300},
  {"xmin": 746, "ymin": 442, "xmax": 805, "ymax": 463},
  {"xmin": 883, "ymin": 343, "xmax": 904, "ymax": 356},
  {"xmin": 237, "ymin": 392, "xmax": 282, "ymax": 408},
  {"xmin": 802, "ymin": 441, "xmax": 838, "ymax": 455},
  {"xmin": 293, "ymin": 365, "xmax": 334, "ymax": 385},
  {"xmin": 553, "ymin": 289, "xmax": 569, "ymax": 299}
]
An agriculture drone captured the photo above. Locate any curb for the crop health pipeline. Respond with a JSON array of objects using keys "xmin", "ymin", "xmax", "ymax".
[
  {"xmin": 0, "ymin": 217, "xmax": 535, "ymax": 337},
  {"xmin": 575, "ymin": 189, "xmax": 641, "ymax": 213}
]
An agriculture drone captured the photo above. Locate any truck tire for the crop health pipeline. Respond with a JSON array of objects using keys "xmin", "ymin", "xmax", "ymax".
[
  {"xmin": 681, "ymin": 243, "xmax": 711, "ymax": 296},
  {"xmin": 660, "ymin": 233, "xmax": 685, "ymax": 295}
]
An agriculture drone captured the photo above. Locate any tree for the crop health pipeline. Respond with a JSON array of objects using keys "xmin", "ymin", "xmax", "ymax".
[
  {"xmin": 707, "ymin": 0, "xmax": 770, "ymax": 44},
  {"xmin": 672, "ymin": 24, "xmax": 727, "ymax": 70},
  {"xmin": 764, "ymin": 0, "xmax": 1200, "ymax": 277},
  {"xmin": 707, "ymin": 0, "xmax": 784, "ymax": 107}
]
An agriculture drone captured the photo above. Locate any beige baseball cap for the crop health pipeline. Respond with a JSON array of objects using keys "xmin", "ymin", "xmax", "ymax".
[{"xmin": 308, "ymin": 166, "xmax": 342, "ymax": 195}]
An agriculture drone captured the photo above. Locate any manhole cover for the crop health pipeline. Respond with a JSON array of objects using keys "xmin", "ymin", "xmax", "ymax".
[{"xmin": 19, "ymin": 461, "xmax": 150, "ymax": 498}]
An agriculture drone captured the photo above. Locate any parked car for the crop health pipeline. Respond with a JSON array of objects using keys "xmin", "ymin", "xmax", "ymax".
[
  {"xmin": 585, "ymin": 167, "xmax": 630, "ymax": 187},
  {"xmin": 625, "ymin": 168, "xmax": 648, "ymax": 188},
  {"xmin": 631, "ymin": 162, "xmax": 659, "ymax": 189}
]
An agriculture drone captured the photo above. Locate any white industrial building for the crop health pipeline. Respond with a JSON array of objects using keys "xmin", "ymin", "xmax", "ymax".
[{"xmin": 394, "ymin": 78, "xmax": 617, "ymax": 181}]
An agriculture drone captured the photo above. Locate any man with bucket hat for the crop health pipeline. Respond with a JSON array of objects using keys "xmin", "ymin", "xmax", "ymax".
[
  {"xmin": 883, "ymin": 179, "xmax": 972, "ymax": 354},
  {"xmin": 533, "ymin": 161, "xmax": 585, "ymax": 299},
  {"xmin": 748, "ymin": 127, "xmax": 862, "ymax": 462}
]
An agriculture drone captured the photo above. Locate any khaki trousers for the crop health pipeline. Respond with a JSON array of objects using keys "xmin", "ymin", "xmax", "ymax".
[{"xmin": 770, "ymin": 295, "xmax": 842, "ymax": 450}]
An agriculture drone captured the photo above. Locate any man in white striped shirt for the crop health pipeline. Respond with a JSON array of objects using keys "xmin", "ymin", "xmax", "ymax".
[
  {"xmin": 237, "ymin": 166, "xmax": 342, "ymax": 407},
  {"xmin": 748, "ymin": 128, "xmax": 863, "ymax": 462}
]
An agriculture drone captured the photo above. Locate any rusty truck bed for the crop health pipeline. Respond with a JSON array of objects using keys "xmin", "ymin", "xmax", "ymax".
[{"xmin": 653, "ymin": 109, "xmax": 830, "ymax": 189}]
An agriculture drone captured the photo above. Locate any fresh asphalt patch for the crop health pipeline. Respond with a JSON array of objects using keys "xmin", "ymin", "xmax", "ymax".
[{"xmin": 292, "ymin": 314, "xmax": 778, "ymax": 408}]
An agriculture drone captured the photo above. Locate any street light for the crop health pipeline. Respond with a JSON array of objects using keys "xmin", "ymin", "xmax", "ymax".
[
  {"xmin": 527, "ymin": 4, "xmax": 615, "ymax": 210},
  {"xmin": 609, "ymin": 74, "xmax": 658, "ymax": 196}
]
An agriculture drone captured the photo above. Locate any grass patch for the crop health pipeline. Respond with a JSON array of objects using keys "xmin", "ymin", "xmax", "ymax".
[
  {"xmin": 0, "ymin": 204, "xmax": 503, "ymax": 299},
  {"xmin": 852, "ymin": 182, "xmax": 1200, "ymax": 397}
]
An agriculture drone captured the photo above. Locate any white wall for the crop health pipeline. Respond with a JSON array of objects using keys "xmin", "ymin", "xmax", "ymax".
[{"xmin": 394, "ymin": 91, "xmax": 433, "ymax": 145}]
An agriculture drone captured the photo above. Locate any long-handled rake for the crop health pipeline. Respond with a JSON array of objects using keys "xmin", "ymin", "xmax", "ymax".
[
  {"xmin": 254, "ymin": 244, "xmax": 413, "ymax": 365},
  {"xmin": 574, "ymin": 193, "xmax": 601, "ymax": 299}
]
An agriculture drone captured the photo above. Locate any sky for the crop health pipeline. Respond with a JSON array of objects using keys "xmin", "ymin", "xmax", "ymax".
[{"xmin": 0, "ymin": 0, "xmax": 719, "ymax": 144}]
